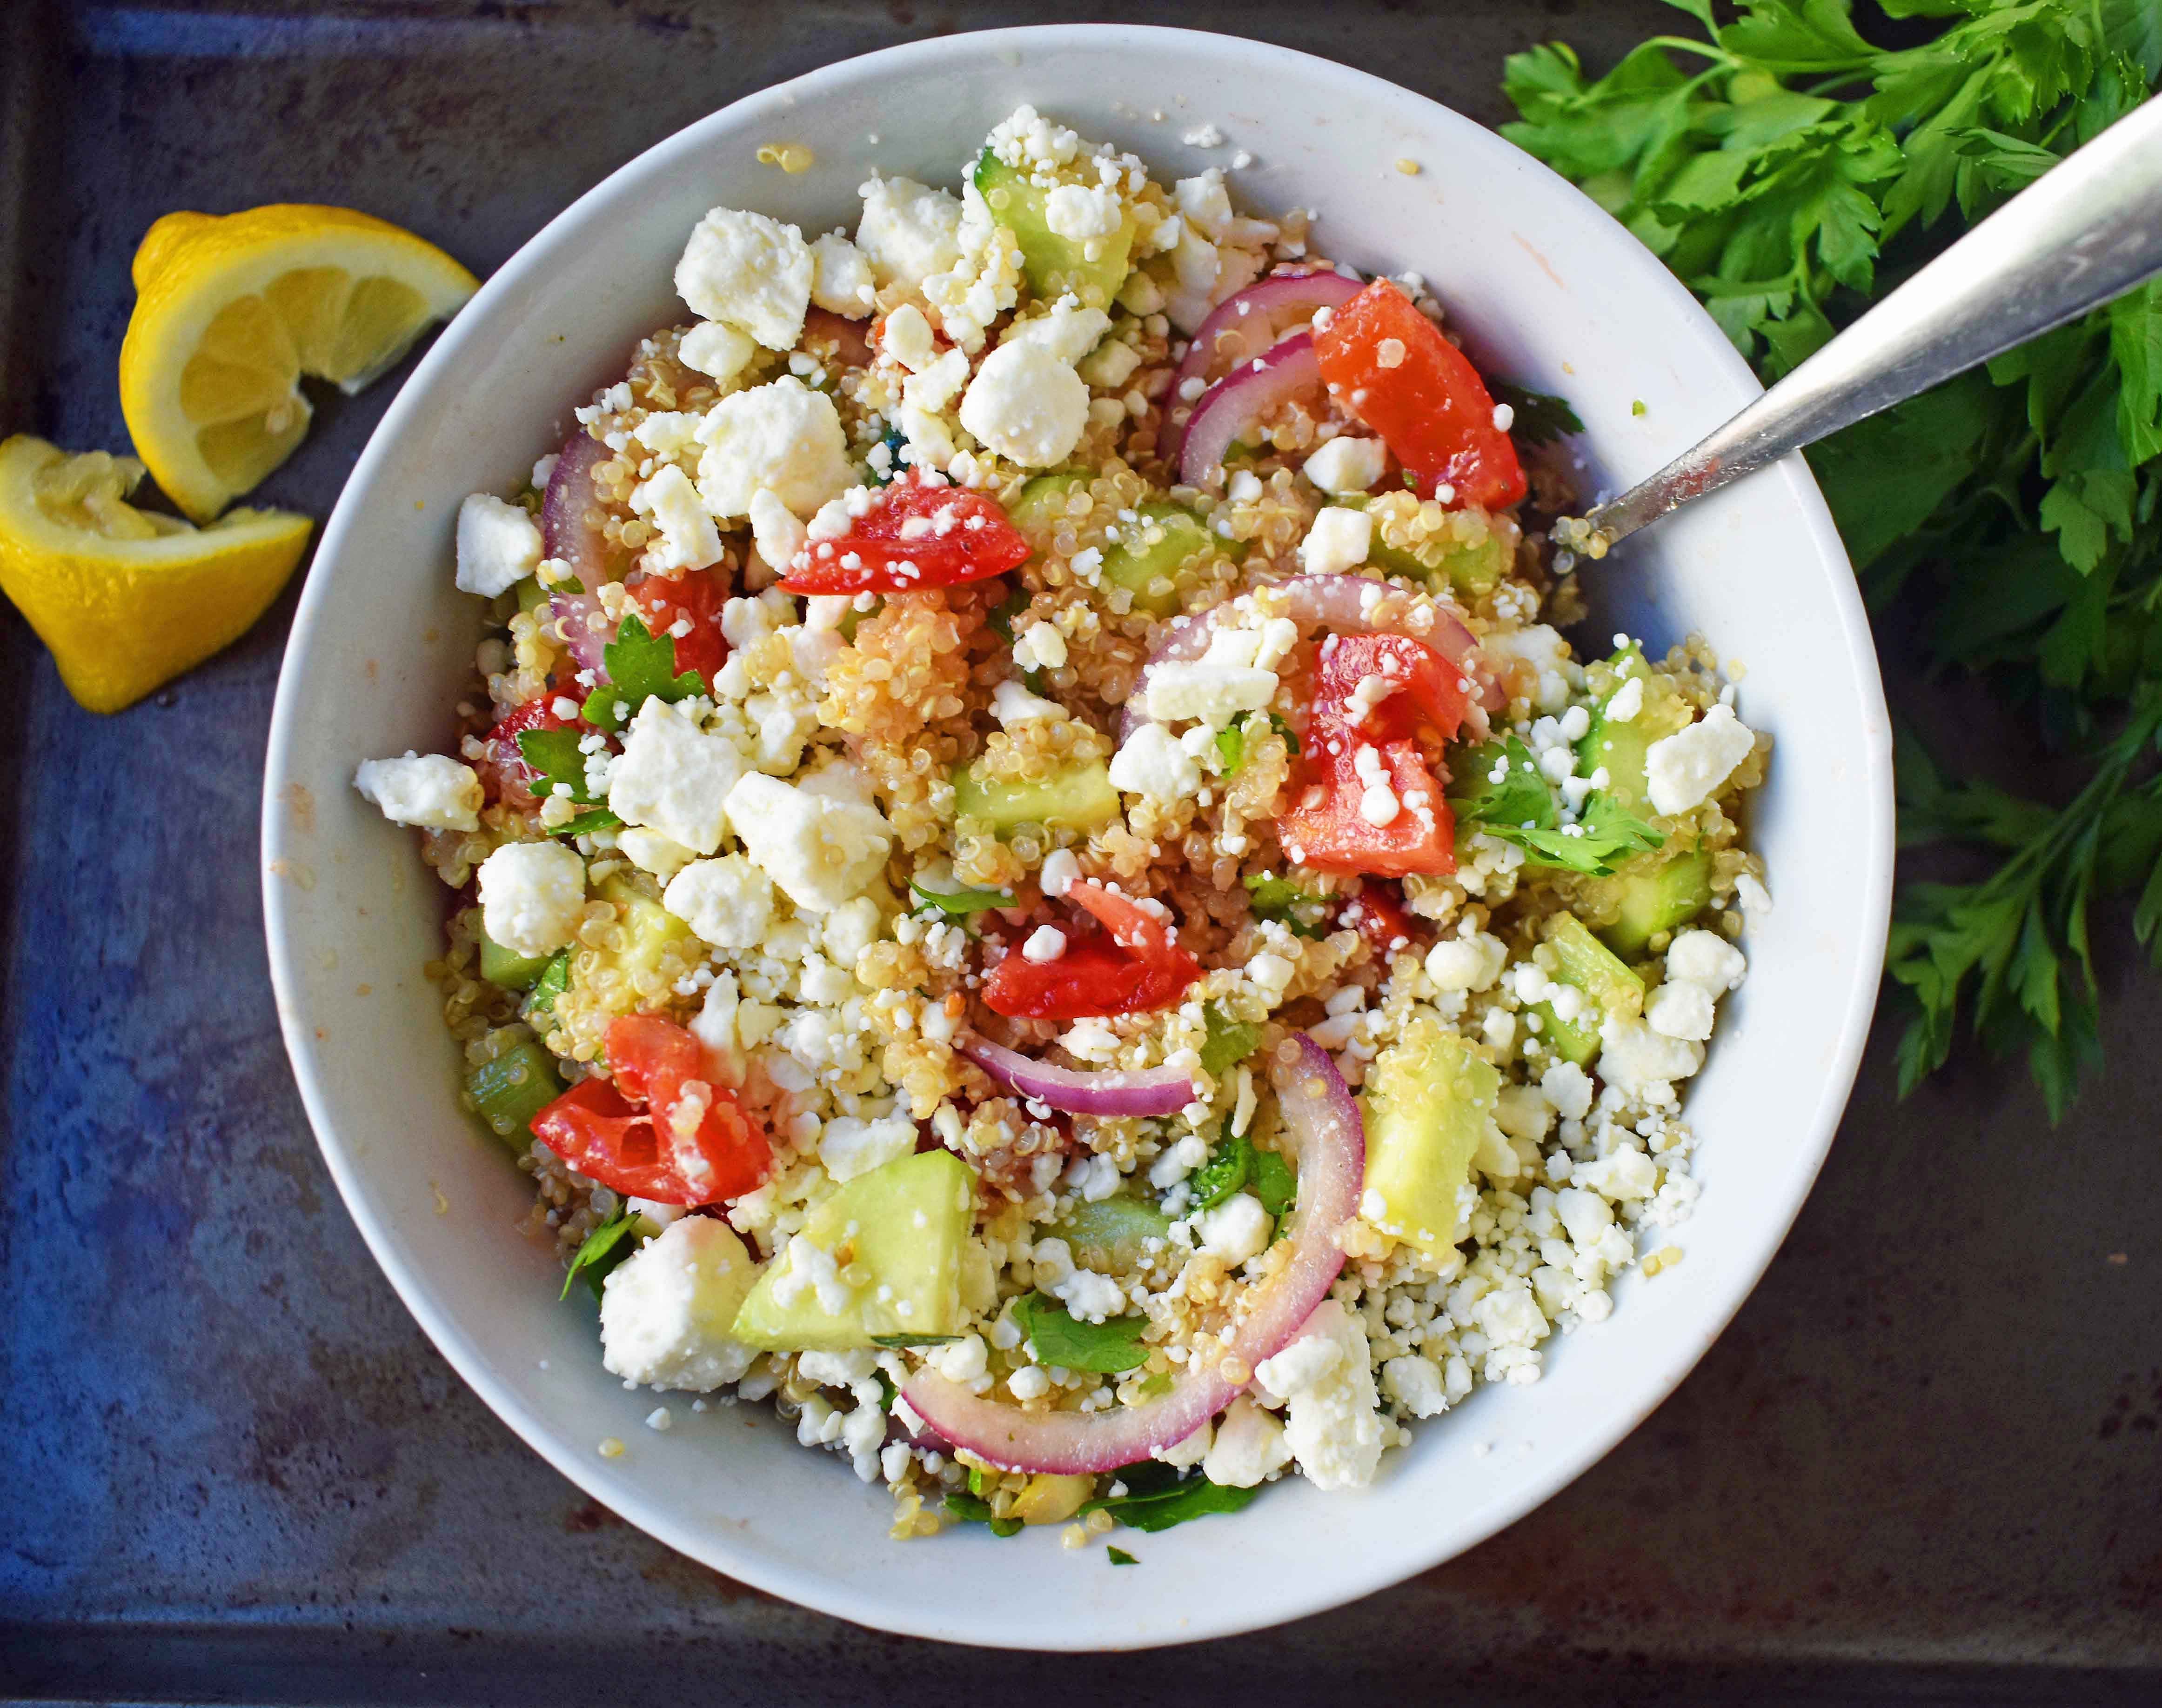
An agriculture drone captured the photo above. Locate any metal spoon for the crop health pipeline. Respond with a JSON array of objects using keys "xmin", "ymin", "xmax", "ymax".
[{"xmin": 1565, "ymin": 96, "xmax": 2162, "ymax": 556}]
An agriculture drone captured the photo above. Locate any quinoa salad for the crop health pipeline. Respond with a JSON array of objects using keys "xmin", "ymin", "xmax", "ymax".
[{"xmin": 354, "ymin": 106, "xmax": 1771, "ymax": 1548}]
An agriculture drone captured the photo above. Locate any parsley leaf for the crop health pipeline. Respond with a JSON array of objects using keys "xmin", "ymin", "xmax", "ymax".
[
  {"xmin": 1489, "ymin": 379, "xmax": 1585, "ymax": 445},
  {"xmin": 581, "ymin": 614, "xmax": 705, "ymax": 733},
  {"xmin": 1012, "ymin": 1292, "xmax": 1151, "ymax": 1374},
  {"xmin": 1080, "ymin": 1462, "xmax": 1261, "ymax": 1532},
  {"xmin": 560, "ymin": 1212, "xmax": 642, "ymax": 1301},
  {"xmin": 1447, "ymin": 736, "xmax": 1662, "ymax": 876}
]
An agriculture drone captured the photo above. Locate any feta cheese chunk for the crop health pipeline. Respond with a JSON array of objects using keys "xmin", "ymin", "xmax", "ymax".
[
  {"xmin": 677, "ymin": 320, "xmax": 758, "ymax": 383},
  {"xmin": 1260, "ymin": 1300, "xmax": 1384, "ymax": 1491},
  {"xmin": 724, "ymin": 772, "xmax": 894, "ymax": 913},
  {"xmin": 476, "ymin": 841, "xmax": 587, "ymax": 958},
  {"xmin": 628, "ymin": 463, "xmax": 722, "ymax": 575},
  {"xmin": 959, "ymin": 339, "xmax": 1090, "ymax": 468},
  {"xmin": 663, "ymin": 853, "xmax": 775, "ymax": 950},
  {"xmin": 1202, "ymin": 1395, "xmax": 1292, "ymax": 1488},
  {"xmin": 1645, "ymin": 703, "xmax": 1756, "ymax": 817},
  {"xmin": 1299, "ymin": 506, "xmax": 1372, "ymax": 575},
  {"xmin": 599, "ymin": 1217, "xmax": 762, "ymax": 1391},
  {"xmin": 817, "ymin": 1113, "xmax": 917, "ymax": 1183},
  {"xmin": 1302, "ymin": 437, "xmax": 1386, "ymax": 496},
  {"xmin": 809, "ymin": 231, "xmax": 876, "ymax": 317},
  {"xmin": 855, "ymin": 173, "xmax": 965, "ymax": 291},
  {"xmin": 607, "ymin": 698, "xmax": 748, "ymax": 856},
  {"xmin": 1108, "ymin": 722, "xmax": 1202, "ymax": 802},
  {"xmin": 454, "ymin": 493, "xmax": 542, "ymax": 597},
  {"xmin": 695, "ymin": 377, "xmax": 853, "ymax": 519},
  {"xmin": 354, "ymin": 751, "xmax": 482, "ymax": 833},
  {"xmin": 674, "ymin": 207, "xmax": 812, "ymax": 350}
]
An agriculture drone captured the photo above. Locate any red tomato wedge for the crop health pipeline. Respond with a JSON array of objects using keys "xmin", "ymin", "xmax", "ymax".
[
  {"xmin": 627, "ymin": 566, "xmax": 729, "ymax": 688},
  {"xmin": 1312, "ymin": 632, "xmax": 1473, "ymax": 745},
  {"xmin": 1282, "ymin": 726, "xmax": 1458, "ymax": 878},
  {"xmin": 981, "ymin": 883, "xmax": 1203, "ymax": 1021},
  {"xmin": 1313, "ymin": 280, "xmax": 1525, "ymax": 512},
  {"xmin": 778, "ymin": 474, "xmax": 1032, "ymax": 596},
  {"xmin": 531, "ymin": 1014, "xmax": 770, "ymax": 1206}
]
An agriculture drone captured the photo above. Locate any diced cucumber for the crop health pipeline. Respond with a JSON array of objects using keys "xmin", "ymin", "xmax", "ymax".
[
  {"xmin": 973, "ymin": 151, "xmax": 1136, "ymax": 309},
  {"xmin": 479, "ymin": 925, "xmax": 553, "ymax": 991},
  {"xmin": 1361, "ymin": 1018, "xmax": 1497, "ymax": 1264},
  {"xmin": 1599, "ymin": 849, "xmax": 1714, "ymax": 958},
  {"xmin": 1528, "ymin": 911, "xmax": 1647, "ymax": 1066},
  {"xmin": 467, "ymin": 1036, "xmax": 564, "ymax": 1149},
  {"xmin": 1574, "ymin": 644, "xmax": 1692, "ymax": 813},
  {"xmin": 1100, "ymin": 503, "xmax": 1217, "ymax": 617},
  {"xmin": 1058, "ymin": 1194, "xmax": 1173, "ymax": 1271},
  {"xmin": 1346, "ymin": 492, "xmax": 1510, "ymax": 600},
  {"xmin": 731, "ymin": 1150, "xmax": 979, "ymax": 1351},
  {"xmin": 952, "ymin": 757, "xmax": 1120, "ymax": 835}
]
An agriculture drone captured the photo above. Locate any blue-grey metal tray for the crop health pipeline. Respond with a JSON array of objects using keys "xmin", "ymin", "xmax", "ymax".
[{"xmin": 1, "ymin": 2, "xmax": 2157, "ymax": 1701}]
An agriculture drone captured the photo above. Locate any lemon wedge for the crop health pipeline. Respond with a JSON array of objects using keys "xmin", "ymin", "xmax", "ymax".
[
  {"xmin": 120, "ymin": 204, "xmax": 477, "ymax": 522},
  {"xmin": 0, "ymin": 435, "xmax": 312, "ymax": 712}
]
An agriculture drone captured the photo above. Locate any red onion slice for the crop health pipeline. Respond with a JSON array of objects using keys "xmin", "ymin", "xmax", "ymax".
[
  {"xmin": 961, "ymin": 1037, "xmax": 1197, "ymax": 1119},
  {"xmin": 541, "ymin": 430, "xmax": 617, "ymax": 676},
  {"xmin": 901, "ymin": 1033, "xmax": 1363, "ymax": 1475},
  {"xmin": 1166, "ymin": 273, "xmax": 1362, "ymax": 459},
  {"xmin": 1177, "ymin": 332, "xmax": 1323, "ymax": 489}
]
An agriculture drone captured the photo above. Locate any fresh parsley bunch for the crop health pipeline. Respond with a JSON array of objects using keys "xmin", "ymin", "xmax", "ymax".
[{"xmin": 1504, "ymin": 0, "xmax": 2162, "ymax": 1117}]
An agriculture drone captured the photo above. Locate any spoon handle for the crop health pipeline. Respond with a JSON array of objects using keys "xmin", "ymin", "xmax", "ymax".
[{"xmin": 1578, "ymin": 97, "xmax": 2162, "ymax": 551}]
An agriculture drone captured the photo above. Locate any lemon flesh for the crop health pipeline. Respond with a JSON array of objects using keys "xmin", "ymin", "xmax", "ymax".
[
  {"xmin": 0, "ymin": 435, "xmax": 312, "ymax": 713},
  {"xmin": 120, "ymin": 205, "xmax": 477, "ymax": 521}
]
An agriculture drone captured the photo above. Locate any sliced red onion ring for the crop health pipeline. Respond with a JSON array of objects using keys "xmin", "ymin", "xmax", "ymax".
[
  {"xmin": 1119, "ymin": 573, "xmax": 1498, "ymax": 743},
  {"xmin": 1166, "ymin": 273, "xmax": 1362, "ymax": 460},
  {"xmin": 1177, "ymin": 332, "xmax": 1323, "ymax": 489},
  {"xmin": 961, "ymin": 1037, "xmax": 1196, "ymax": 1120},
  {"xmin": 542, "ymin": 430, "xmax": 617, "ymax": 676},
  {"xmin": 902, "ymin": 1032, "xmax": 1363, "ymax": 1475}
]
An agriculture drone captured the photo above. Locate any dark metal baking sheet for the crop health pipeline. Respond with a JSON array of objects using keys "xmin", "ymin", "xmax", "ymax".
[{"xmin": 1, "ymin": 1, "xmax": 2157, "ymax": 1701}]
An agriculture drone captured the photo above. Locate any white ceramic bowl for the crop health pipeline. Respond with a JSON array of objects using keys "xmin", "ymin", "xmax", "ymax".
[{"xmin": 263, "ymin": 24, "xmax": 1893, "ymax": 1651}]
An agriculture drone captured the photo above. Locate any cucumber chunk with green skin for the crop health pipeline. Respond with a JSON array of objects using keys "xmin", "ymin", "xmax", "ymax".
[
  {"xmin": 479, "ymin": 925, "xmax": 554, "ymax": 991},
  {"xmin": 1599, "ymin": 850, "xmax": 1714, "ymax": 959},
  {"xmin": 467, "ymin": 1036, "xmax": 564, "ymax": 1149},
  {"xmin": 1057, "ymin": 1194, "xmax": 1173, "ymax": 1272},
  {"xmin": 952, "ymin": 757, "xmax": 1120, "ymax": 834},
  {"xmin": 731, "ymin": 1149, "xmax": 979, "ymax": 1352},
  {"xmin": 1343, "ymin": 493, "xmax": 1510, "ymax": 600},
  {"xmin": 1528, "ymin": 911, "xmax": 1646, "ymax": 1067},
  {"xmin": 1100, "ymin": 503, "xmax": 1217, "ymax": 617},
  {"xmin": 973, "ymin": 151, "xmax": 1135, "ymax": 310},
  {"xmin": 1362, "ymin": 1018, "xmax": 1497, "ymax": 1265},
  {"xmin": 1574, "ymin": 645, "xmax": 1693, "ymax": 814}
]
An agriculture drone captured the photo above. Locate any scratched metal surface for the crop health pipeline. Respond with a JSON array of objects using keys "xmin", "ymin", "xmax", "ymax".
[{"xmin": 0, "ymin": 0, "xmax": 2158, "ymax": 1701}]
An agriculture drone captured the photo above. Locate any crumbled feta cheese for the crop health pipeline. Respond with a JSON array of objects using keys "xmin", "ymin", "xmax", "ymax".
[
  {"xmin": 818, "ymin": 1113, "xmax": 917, "ymax": 1182},
  {"xmin": 1195, "ymin": 1192, "xmax": 1271, "ymax": 1265},
  {"xmin": 808, "ymin": 230, "xmax": 876, "ymax": 317},
  {"xmin": 855, "ymin": 173, "xmax": 965, "ymax": 290},
  {"xmin": 674, "ymin": 207, "xmax": 813, "ymax": 350},
  {"xmin": 695, "ymin": 377, "xmax": 853, "ymax": 519},
  {"xmin": 600, "ymin": 1217, "xmax": 761, "ymax": 1390},
  {"xmin": 959, "ymin": 339, "xmax": 1091, "ymax": 468},
  {"xmin": 1299, "ymin": 506, "xmax": 1372, "ymax": 576},
  {"xmin": 1201, "ymin": 1395, "xmax": 1291, "ymax": 1487},
  {"xmin": 663, "ymin": 853, "xmax": 774, "ymax": 950},
  {"xmin": 1301, "ymin": 437, "xmax": 1386, "ymax": 496},
  {"xmin": 628, "ymin": 463, "xmax": 722, "ymax": 574},
  {"xmin": 1108, "ymin": 723, "xmax": 1202, "ymax": 802},
  {"xmin": 476, "ymin": 840, "xmax": 587, "ymax": 958},
  {"xmin": 454, "ymin": 493, "xmax": 543, "ymax": 597},
  {"xmin": 1645, "ymin": 703, "xmax": 1756, "ymax": 817},
  {"xmin": 608, "ymin": 698, "xmax": 747, "ymax": 856},
  {"xmin": 724, "ymin": 771, "xmax": 893, "ymax": 913},
  {"xmin": 354, "ymin": 751, "xmax": 482, "ymax": 833},
  {"xmin": 677, "ymin": 319, "xmax": 758, "ymax": 382}
]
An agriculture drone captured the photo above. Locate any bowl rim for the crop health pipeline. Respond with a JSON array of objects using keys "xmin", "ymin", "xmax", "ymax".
[{"xmin": 262, "ymin": 21, "xmax": 1894, "ymax": 1650}]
